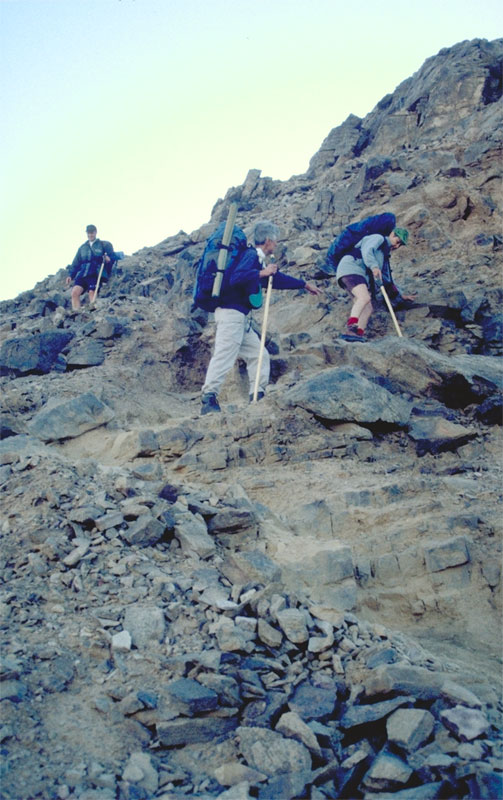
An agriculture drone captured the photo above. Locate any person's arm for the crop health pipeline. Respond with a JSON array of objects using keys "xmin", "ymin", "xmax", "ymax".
[
  {"xmin": 381, "ymin": 249, "xmax": 416, "ymax": 303},
  {"xmin": 361, "ymin": 234, "xmax": 385, "ymax": 280},
  {"xmin": 66, "ymin": 249, "xmax": 81, "ymax": 281},
  {"xmin": 270, "ymin": 271, "xmax": 322, "ymax": 295}
]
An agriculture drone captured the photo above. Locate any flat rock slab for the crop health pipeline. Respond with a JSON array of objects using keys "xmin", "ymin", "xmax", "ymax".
[
  {"xmin": 408, "ymin": 415, "xmax": 478, "ymax": 454},
  {"xmin": 166, "ymin": 678, "xmax": 219, "ymax": 715},
  {"xmin": 0, "ymin": 330, "xmax": 74, "ymax": 374},
  {"xmin": 285, "ymin": 367, "xmax": 412, "ymax": 426},
  {"xmin": 28, "ymin": 392, "xmax": 114, "ymax": 441},
  {"xmin": 340, "ymin": 695, "xmax": 411, "ymax": 729},
  {"xmin": 236, "ymin": 726, "xmax": 311, "ymax": 777}
]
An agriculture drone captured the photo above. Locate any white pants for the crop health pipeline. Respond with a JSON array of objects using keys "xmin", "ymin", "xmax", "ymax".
[{"xmin": 202, "ymin": 308, "xmax": 270, "ymax": 396}]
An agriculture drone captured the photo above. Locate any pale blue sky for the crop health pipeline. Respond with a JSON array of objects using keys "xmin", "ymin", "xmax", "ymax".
[{"xmin": 1, "ymin": 0, "xmax": 501, "ymax": 301}]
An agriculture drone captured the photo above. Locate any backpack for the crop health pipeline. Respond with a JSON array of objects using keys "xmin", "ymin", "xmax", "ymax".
[
  {"xmin": 191, "ymin": 222, "xmax": 248, "ymax": 312},
  {"xmin": 99, "ymin": 241, "xmax": 124, "ymax": 281},
  {"xmin": 324, "ymin": 213, "xmax": 396, "ymax": 273}
]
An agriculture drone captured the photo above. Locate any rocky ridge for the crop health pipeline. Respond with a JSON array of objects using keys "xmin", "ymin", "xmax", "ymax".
[{"xmin": 0, "ymin": 38, "xmax": 502, "ymax": 800}]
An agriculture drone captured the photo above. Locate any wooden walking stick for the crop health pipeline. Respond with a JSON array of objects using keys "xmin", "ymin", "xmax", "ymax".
[
  {"xmin": 252, "ymin": 274, "xmax": 273, "ymax": 403},
  {"xmin": 92, "ymin": 262, "xmax": 105, "ymax": 306},
  {"xmin": 379, "ymin": 283, "xmax": 404, "ymax": 337},
  {"xmin": 212, "ymin": 202, "xmax": 238, "ymax": 299}
]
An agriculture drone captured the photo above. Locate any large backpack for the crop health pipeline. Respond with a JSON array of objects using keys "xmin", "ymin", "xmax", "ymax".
[
  {"xmin": 325, "ymin": 212, "xmax": 396, "ymax": 273},
  {"xmin": 99, "ymin": 241, "xmax": 124, "ymax": 281},
  {"xmin": 191, "ymin": 222, "xmax": 248, "ymax": 312}
]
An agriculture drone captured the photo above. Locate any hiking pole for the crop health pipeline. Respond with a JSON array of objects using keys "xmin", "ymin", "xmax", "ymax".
[
  {"xmin": 252, "ymin": 274, "xmax": 273, "ymax": 403},
  {"xmin": 212, "ymin": 202, "xmax": 238, "ymax": 299},
  {"xmin": 92, "ymin": 262, "xmax": 105, "ymax": 306},
  {"xmin": 379, "ymin": 282, "xmax": 404, "ymax": 337}
]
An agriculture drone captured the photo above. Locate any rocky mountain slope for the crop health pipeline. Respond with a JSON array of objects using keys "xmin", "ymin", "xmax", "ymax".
[{"xmin": 0, "ymin": 38, "xmax": 502, "ymax": 800}]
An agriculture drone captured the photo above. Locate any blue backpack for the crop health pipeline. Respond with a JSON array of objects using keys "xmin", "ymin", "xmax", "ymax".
[
  {"xmin": 191, "ymin": 222, "xmax": 248, "ymax": 312},
  {"xmin": 324, "ymin": 213, "xmax": 396, "ymax": 273}
]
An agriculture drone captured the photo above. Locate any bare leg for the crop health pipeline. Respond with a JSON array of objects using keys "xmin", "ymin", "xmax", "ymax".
[
  {"xmin": 350, "ymin": 283, "xmax": 373, "ymax": 331},
  {"xmin": 71, "ymin": 285, "xmax": 84, "ymax": 310},
  {"xmin": 88, "ymin": 290, "xmax": 96, "ymax": 304}
]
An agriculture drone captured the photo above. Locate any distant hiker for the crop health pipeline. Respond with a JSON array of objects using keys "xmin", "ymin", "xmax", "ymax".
[
  {"xmin": 200, "ymin": 220, "xmax": 322, "ymax": 415},
  {"xmin": 336, "ymin": 227, "xmax": 415, "ymax": 340},
  {"xmin": 65, "ymin": 225, "xmax": 115, "ymax": 310}
]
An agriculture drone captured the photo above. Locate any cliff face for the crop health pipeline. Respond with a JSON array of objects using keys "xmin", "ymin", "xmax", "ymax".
[{"xmin": 0, "ymin": 39, "xmax": 502, "ymax": 800}]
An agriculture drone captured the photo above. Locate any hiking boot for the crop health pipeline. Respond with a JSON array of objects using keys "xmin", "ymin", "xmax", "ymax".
[
  {"xmin": 200, "ymin": 392, "xmax": 221, "ymax": 415},
  {"xmin": 340, "ymin": 331, "xmax": 367, "ymax": 343},
  {"xmin": 346, "ymin": 323, "xmax": 358, "ymax": 336},
  {"xmin": 249, "ymin": 391, "xmax": 265, "ymax": 403}
]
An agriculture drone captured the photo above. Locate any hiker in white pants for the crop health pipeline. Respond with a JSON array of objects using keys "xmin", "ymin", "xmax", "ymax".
[
  {"xmin": 202, "ymin": 309, "xmax": 269, "ymax": 399},
  {"xmin": 200, "ymin": 220, "xmax": 321, "ymax": 414}
]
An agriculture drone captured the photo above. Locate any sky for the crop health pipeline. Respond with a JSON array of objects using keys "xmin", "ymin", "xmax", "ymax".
[{"xmin": 0, "ymin": 0, "xmax": 501, "ymax": 302}]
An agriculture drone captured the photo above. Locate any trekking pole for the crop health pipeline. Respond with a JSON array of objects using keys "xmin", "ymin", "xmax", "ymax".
[
  {"xmin": 379, "ymin": 283, "xmax": 404, "ymax": 337},
  {"xmin": 212, "ymin": 202, "xmax": 238, "ymax": 299},
  {"xmin": 252, "ymin": 274, "xmax": 273, "ymax": 403},
  {"xmin": 92, "ymin": 262, "xmax": 105, "ymax": 306}
]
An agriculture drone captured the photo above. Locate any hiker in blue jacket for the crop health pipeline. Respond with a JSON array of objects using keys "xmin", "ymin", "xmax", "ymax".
[
  {"xmin": 336, "ymin": 227, "xmax": 415, "ymax": 340},
  {"xmin": 201, "ymin": 220, "xmax": 321, "ymax": 415},
  {"xmin": 65, "ymin": 224, "xmax": 115, "ymax": 310}
]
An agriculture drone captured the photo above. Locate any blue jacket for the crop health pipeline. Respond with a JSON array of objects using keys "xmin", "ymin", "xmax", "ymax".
[
  {"xmin": 218, "ymin": 247, "xmax": 307, "ymax": 315},
  {"xmin": 68, "ymin": 239, "xmax": 115, "ymax": 282}
]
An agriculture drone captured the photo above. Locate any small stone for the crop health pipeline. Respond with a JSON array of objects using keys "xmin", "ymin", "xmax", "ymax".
[
  {"xmin": 276, "ymin": 608, "xmax": 309, "ymax": 644},
  {"xmin": 440, "ymin": 705, "xmax": 490, "ymax": 741},
  {"xmin": 111, "ymin": 630, "xmax": 132, "ymax": 652},
  {"xmin": 257, "ymin": 619, "xmax": 283, "ymax": 648}
]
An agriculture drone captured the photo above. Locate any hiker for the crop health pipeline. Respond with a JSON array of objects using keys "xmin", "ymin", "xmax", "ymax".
[
  {"xmin": 200, "ymin": 220, "xmax": 322, "ymax": 414},
  {"xmin": 336, "ymin": 227, "xmax": 415, "ymax": 340},
  {"xmin": 65, "ymin": 225, "xmax": 115, "ymax": 310}
]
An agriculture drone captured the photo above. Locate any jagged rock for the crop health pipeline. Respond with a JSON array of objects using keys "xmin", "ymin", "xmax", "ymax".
[
  {"xmin": 166, "ymin": 678, "xmax": 219, "ymax": 715},
  {"xmin": 386, "ymin": 708, "xmax": 436, "ymax": 751},
  {"xmin": 220, "ymin": 550, "xmax": 282, "ymax": 586},
  {"xmin": 28, "ymin": 392, "xmax": 114, "ymax": 441},
  {"xmin": 122, "ymin": 751, "xmax": 158, "ymax": 794},
  {"xmin": 408, "ymin": 415, "xmax": 478, "ymax": 454},
  {"xmin": 173, "ymin": 511, "xmax": 216, "ymax": 557},
  {"xmin": 112, "ymin": 630, "xmax": 132, "ymax": 652},
  {"xmin": 66, "ymin": 339, "xmax": 105, "ymax": 367},
  {"xmin": 288, "ymin": 681, "xmax": 338, "ymax": 721},
  {"xmin": 257, "ymin": 619, "xmax": 283, "ymax": 648},
  {"xmin": 121, "ymin": 513, "xmax": 165, "ymax": 547},
  {"xmin": 275, "ymin": 607, "xmax": 309, "ymax": 644},
  {"xmin": 285, "ymin": 367, "xmax": 412, "ymax": 425},
  {"xmin": 275, "ymin": 710, "xmax": 322, "ymax": 756},
  {"xmin": 214, "ymin": 762, "xmax": 267, "ymax": 787},
  {"xmin": 440, "ymin": 705, "xmax": 491, "ymax": 741},
  {"xmin": 123, "ymin": 605, "xmax": 166, "ymax": 648},
  {"xmin": 157, "ymin": 716, "xmax": 238, "ymax": 746},
  {"xmin": 207, "ymin": 507, "xmax": 259, "ymax": 535},
  {"xmin": 423, "ymin": 536, "xmax": 470, "ymax": 572},
  {"xmin": 236, "ymin": 726, "xmax": 312, "ymax": 777},
  {"xmin": 340, "ymin": 696, "xmax": 411, "ymax": 730},
  {"xmin": 362, "ymin": 750, "xmax": 413, "ymax": 791},
  {"xmin": 0, "ymin": 330, "xmax": 74, "ymax": 374},
  {"xmin": 362, "ymin": 664, "xmax": 446, "ymax": 701}
]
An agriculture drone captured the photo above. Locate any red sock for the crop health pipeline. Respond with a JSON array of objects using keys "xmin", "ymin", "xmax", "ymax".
[
  {"xmin": 357, "ymin": 327, "xmax": 365, "ymax": 337},
  {"xmin": 347, "ymin": 317, "xmax": 358, "ymax": 327}
]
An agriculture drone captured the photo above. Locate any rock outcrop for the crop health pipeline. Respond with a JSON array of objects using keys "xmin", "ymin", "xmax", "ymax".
[{"xmin": 0, "ymin": 38, "xmax": 501, "ymax": 800}]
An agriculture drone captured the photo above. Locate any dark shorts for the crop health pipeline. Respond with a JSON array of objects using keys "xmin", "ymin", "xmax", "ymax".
[
  {"xmin": 74, "ymin": 275, "xmax": 97, "ymax": 291},
  {"xmin": 338, "ymin": 274, "xmax": 368, "ymax": 295}
]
